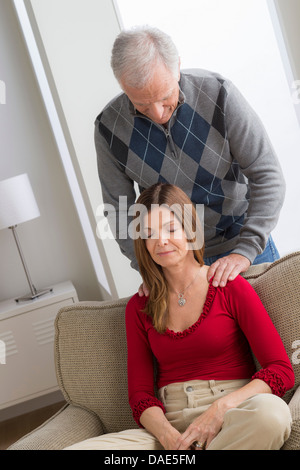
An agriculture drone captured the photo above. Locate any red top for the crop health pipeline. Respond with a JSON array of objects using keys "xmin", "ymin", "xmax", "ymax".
[{"xmin": 125, "ymin": 275, "xmax": 294, "ymax": 426}]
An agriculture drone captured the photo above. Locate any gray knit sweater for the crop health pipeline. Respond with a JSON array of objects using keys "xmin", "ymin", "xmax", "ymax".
[{"xmin": 95, "ymin": 69, "xmax": 285, "ymax": 268}]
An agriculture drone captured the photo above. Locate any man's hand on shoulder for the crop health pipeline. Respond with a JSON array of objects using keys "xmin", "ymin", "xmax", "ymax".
[
  {"xmin": 207, "ymin": 254, "xmax": 251, "ymax": 287},
  {"xmin": 138, "ymin": 282, "xmax": 150, "ymax": 297}
]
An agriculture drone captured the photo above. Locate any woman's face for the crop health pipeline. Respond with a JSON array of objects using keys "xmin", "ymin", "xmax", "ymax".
[{"xmin": 143, "ymin": 206, "xmax": 190, "ymax": 268}]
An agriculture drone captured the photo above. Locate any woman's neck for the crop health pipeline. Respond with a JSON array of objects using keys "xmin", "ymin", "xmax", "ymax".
[{"xmin": 163, "ymin": 258, "xmax": 202, "ymax": 294}]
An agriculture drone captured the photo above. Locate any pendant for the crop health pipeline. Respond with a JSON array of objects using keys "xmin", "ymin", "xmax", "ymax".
[{"xmin": 178, "ymin": 293, "xmax": 186, "ymax": 307}]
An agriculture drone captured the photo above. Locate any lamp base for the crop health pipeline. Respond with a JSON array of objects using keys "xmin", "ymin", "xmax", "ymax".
[{"xmin": 15, "ymin": 287, "xmax": 53, "ymax": 303}]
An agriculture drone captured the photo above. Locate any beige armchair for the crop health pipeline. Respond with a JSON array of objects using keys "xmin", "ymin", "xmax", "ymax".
[{"xmin": 9, "ymin": 252, "xmax": 300, "ymax": 450}]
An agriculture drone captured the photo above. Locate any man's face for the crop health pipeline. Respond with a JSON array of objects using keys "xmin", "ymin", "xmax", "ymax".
[{"xmin": 121, "ymin": 62, "xmax": 180, "ymax": 126}]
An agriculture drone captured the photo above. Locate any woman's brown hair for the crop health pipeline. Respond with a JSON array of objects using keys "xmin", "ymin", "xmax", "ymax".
[{"xmin": 133, "ymin": 183, "xmax": 204, "ymax": 333}]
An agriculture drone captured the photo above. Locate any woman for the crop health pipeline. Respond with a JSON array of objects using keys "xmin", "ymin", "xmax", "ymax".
[{"xmin": 66, "ymin": 183, "xmax": 294, "ymax": 450}]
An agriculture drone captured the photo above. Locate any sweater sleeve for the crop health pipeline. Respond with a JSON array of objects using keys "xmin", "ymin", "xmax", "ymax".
[
  {"xmin": 225, "ymin": 82, "xmax": 286, "ymax": 263},
  {"xmin": 225, "ymin": 276, "xmax": 294, "ymax": 396},
  {"xmin": 125, "ymin": 295, "xmax": 165, "ymax": 426},
  {"xmin": 94, "ymin": 120, "xmax": 139, "ymax": 271}
]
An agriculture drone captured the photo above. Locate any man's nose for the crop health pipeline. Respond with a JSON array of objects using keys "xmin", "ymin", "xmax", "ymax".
[{"xmin": 149, "ymin": 102, "xmax": 165, "ymax": 121}]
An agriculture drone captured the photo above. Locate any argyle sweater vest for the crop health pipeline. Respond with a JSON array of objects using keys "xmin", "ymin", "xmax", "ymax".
[{"xmin": 95, "ymin": 69, "xmax": 285, "ymax": 266}]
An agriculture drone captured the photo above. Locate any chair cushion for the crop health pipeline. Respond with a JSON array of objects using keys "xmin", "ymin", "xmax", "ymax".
[
  {"xmin": 55, "ymin": 298, "xmax": 138, "ymax": 433},
  {"xmin": 242, "ymin": 252, "xmax": 300, "ymax": 402}
]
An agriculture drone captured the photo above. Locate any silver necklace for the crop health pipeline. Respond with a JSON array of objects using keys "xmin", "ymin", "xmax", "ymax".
[{"xmin": 175, "ymin": 269, "xmax": 201, "ymax": 307}]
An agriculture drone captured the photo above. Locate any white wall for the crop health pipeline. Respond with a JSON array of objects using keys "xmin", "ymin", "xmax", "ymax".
[
  {"xmin": 22, "ymin": 0, "xmax": 142, "ymax": 299},
  {"xmin": 0, "ymin": 0, "xmax": 100, "ymax": 302},
  {"xmin": 274, "ymin": 0, "xmax": 300, "ymax": 80}
]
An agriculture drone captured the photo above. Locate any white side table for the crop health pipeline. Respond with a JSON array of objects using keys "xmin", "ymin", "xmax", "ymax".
[{"xmin": 0, "ymin": 281, "xmax": 78, "ymax": 410}]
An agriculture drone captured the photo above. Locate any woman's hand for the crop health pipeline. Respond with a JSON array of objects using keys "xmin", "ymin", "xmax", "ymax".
[
  {"xmin": 160, "ymin": 426, "xmax": 183, "ymax": 450},
  {"xmin": 176, "ymin": 400, "xmax": 226, "ymax": 450},
  {"xmin": 139, "ymin": 406, "xmax": 182, "ymax": 450},
  {"xmin": 176, "ymin": 379, "xmax": 272, "ymax": 450}
]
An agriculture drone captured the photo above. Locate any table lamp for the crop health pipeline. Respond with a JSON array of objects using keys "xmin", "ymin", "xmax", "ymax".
[{"xmin": 0, "ymin": 173, "xmax": 52, "ymax": 302}]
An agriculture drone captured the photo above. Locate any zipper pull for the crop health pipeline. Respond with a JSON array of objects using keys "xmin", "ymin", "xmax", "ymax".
[{"xmin": 165, "ymin": 130, "xmax": 177, "ymax": 159}]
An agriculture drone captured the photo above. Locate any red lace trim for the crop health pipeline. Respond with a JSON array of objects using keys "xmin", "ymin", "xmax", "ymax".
[
  {"xmin": 252, "ymin": 368, "xmax": 287, "ymax": 397},
  {"xmin": 165, "ymin": 283, "xmax": 217, "ymax": 339},
  {"xmin": 132, "ymin": 397, "xmax": 166, "ymax": 427}
]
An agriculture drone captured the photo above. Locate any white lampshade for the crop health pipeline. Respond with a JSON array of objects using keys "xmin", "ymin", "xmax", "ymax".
[{"xmin": 0, "ymin": 174, "xmax": 40, "ymax": 230}]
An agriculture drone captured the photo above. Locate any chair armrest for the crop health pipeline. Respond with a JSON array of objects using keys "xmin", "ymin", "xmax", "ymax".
[
  {"xmin": 282, "ymin": 386, "xmax": 300, "ymax": 450},
  {"xmin": 8, "ymin": 404, "xmax": 104, "ymax": 450}
]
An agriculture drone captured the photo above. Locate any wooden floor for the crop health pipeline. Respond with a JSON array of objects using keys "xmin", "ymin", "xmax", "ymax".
[{"xmin": 0, "ymin": 401, "xmax": 65, "ymax": 450}]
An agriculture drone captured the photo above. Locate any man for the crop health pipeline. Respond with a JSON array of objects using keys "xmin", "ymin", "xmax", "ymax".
[{"xmin": 95, "ymin": 26, "xmax": 285, "ymax": 289}]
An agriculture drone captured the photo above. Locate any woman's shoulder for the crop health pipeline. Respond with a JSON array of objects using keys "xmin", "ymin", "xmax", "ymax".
[
  {"xmin": 126, "ymin": 292, "xmax": 148, "ymax": 310},
  {"xmin": 217, "ymin": 274, "xmax": 253, "ymax": 295},
  {"xmin": 126, "ymin": 292, "xmax": 149, "ymax": 322}
]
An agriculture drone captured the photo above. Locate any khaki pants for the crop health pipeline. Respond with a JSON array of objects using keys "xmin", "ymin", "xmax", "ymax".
[{"xmin": 65, "ymin": 379, "xmax": 292, "ymax": 450}]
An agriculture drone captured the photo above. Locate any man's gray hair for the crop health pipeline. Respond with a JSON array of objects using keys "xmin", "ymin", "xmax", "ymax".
[{"xmin": 111, "ymin": 26, "xmax": 180, "ymax": 88}]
